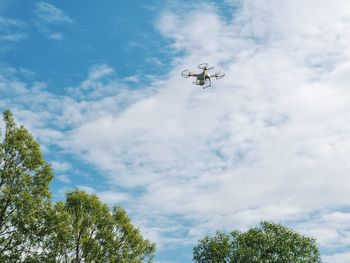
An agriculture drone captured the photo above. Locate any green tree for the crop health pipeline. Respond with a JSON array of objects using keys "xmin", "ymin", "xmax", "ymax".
[
  {"xmin": 193, "ymin": 221, "xmax": 322, "ymax": 263},
  {"xmin": 0, "ymin": 111, "xmax": 156, "ymax": 262},
  {"xmin": 0, "ymin": 110, "xmax": 53, "ymax": 262},
  {"xmin": 46, "ymin": 189, "xmax": 155, "ymax": 263}
]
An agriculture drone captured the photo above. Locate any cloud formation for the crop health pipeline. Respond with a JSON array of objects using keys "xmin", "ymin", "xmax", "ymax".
[
  {"xmin": 0, "ymin": 16, "xmax": 26, "ymax": 42},
  {"xmin": 34, "ymin": 2, "xmax": 73, "ymax": 40},
  {"xmin": 2, "ymin": 1, "xmax": 350, "ymax": 261}
]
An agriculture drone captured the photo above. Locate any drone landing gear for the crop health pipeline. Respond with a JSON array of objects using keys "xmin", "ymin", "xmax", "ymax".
[
  {"xmin": 193, "ymin": 80, "xmax": 211, "ymax": 89},
  {"xmin": 202, "ymin": 82, "xmax": 211, "ymax": 89}
]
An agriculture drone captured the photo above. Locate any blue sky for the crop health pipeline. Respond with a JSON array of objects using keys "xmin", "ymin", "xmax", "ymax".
[
  {"xmin": 2, "ymin": 0, "xmax": 350, "ymax": 262},
  {"xmin": 1, "ymin": 0, "xmax": 172, "ymax": 89}
]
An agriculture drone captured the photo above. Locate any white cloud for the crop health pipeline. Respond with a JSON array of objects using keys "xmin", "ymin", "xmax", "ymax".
[
  {"xmin": 56, "ymin": 174, "xmax": 71, "ymax": 184},
  {"xmin": 0, "ymin": 33, "xmax": 26, "ymax": 41},
  {"xmin": 323, "ymin": 252, "xmax": 350, "ymax": 263},
  {"xmin": 2, "ymin": 1, "xmax": 350, "ymax": 260},
  {"xmin": 34, "ymin": 2, "xmax": 73, "ymax": 40},
  {"xmin": 51, "ymin": 161, "xmax": 72, "ymax": 173},
  {"xmin": 0, "ymin": 16, "xmax": 26, "ymax": 28},
  {"xmin": 123, "ymin": 75, "xmax": 139, "ymax": 83},
  {"xmin": 98, "ymin": 191, "xmax": 129, "ymax": 204},
  {"xmin": 35, "ymin": 2, "xmax": 73, "ymax": 25},
  {"xmin": 80, "ymin": 64, "xmax": 115, "ymax": 90},
  {"xmin": 49, "ymin": 32, "xmax": 63, "ymax": 40},
  {"xmin": 296, "ymin": 211, "xmax": 350, "ymax": 250},
  {"xmin": 0, "ymin": 16, "xmax": 27, "ymax": 42}
]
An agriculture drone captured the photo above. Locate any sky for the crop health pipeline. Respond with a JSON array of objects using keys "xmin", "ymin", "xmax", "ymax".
[{"xmin": 1, "ymin": 0, "xmax": 350, "ymax": 262}]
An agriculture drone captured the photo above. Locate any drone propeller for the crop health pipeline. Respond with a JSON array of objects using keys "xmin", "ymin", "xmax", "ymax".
[
  {"xmin": 198, "ymin": 63, "xmax": 214, "ymax": 70},
  {"xmin": 181, "ymin": 69, "xmax": 192, "ymax": 78},
  {"xmin": 212, "ymin": 71, "xmax": 225, "ymax": 79}
]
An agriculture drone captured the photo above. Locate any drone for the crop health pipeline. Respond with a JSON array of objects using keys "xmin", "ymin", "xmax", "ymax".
[{"xmin": 181, "ymin": 63, "xmax": 225, "ymax": 89}]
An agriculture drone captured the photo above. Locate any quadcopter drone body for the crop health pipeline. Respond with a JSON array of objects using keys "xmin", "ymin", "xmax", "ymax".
[{"xmin": 181, "ymin": 63, "xmax": 225, "ymax": 89}]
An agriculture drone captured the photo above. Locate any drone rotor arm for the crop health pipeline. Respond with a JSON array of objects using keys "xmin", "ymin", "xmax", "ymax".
[
  {"xmin": 181, "ymin": 69, "xmax": 192, "ymax": 78},
  {"xmin": 211, "ymin": 71, "xmax": 225, "ymax": 79}
]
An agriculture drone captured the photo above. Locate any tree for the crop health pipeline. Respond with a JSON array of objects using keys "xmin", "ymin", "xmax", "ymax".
[
  {"xmin": 45, "ymin": 189, "xmax": 155, "ymax": 263},
  {"xmin": 0, "ymin": 110, "xmax": 53, "ymax": 262},
  {"xmin": 193, "ymin": 230, "xmax": 239, "ymax": 262},
  {"xmin": 193, "ymin": 221, "xmax": 322, "ymax": 263},
  {"xmin": 0, "ymin": 111, "xmax": 156, "ymax": 262}
]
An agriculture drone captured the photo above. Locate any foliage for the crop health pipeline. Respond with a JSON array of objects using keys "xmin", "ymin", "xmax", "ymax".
[
  {"xmin": 193, "ymin": 230, "xmax": 239, "ymax": 262},
  {"xmin": 45, "ymin": 189, "xmax": 156, "ymax": 262},
  {"xmin": 0, "ymin": 110, "xmax": 53, "ymax": 262},
  {"xmin": 0, "ymin": 110, "xmax": 155, "ymax": 262},
  {"xmin": 193, "ymin": 221, "xmax": 322, "ymax": 263}
]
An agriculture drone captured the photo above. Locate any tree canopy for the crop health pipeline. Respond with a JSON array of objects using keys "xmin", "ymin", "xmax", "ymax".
[
  {"xmin": 0, "ymin": 110, "xmax": 53, "ymax": 262},
  {"xmin": 45, "ymin": 190, "xmax": 156, "ymax": 262},
  {"xmin": 193, "ymin": 221, "xmax": 322, "ymax": 263}
]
